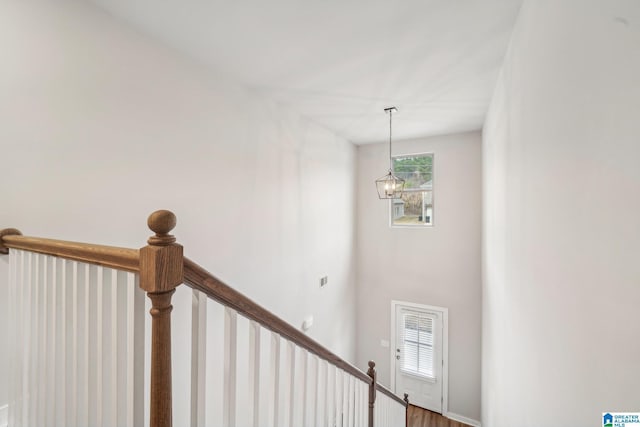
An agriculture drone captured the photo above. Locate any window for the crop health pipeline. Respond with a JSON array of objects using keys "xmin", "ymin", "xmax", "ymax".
[
  {"xmin": 391, "ymin": 153, "xmax": 433, "ymax": 226},
  {"xmin": 401, "ymin": 311, "xmax": 434, "ymax": 378}
]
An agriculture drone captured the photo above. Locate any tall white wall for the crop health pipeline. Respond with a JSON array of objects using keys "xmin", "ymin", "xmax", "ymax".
[
  {"xmin": 356, "ymin": 132, "xmax": 482, "ymax": 422},
  {"xmin": 0, "ymin": 0, "xmax": 357, "ymax": 407},
  {"xmin": 482, "ymin": 1, "xmax": 640, "ymax": 425}
]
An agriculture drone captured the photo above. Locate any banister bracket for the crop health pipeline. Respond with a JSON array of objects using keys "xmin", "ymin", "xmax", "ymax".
[{"xmin": 0, "ymin": 228, "xmax": 22, "ymax": 255}]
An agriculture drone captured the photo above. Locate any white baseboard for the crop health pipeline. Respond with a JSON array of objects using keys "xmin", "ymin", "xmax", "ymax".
[
  {"xmin": 0, "ymin": 404, "xmax": 8, "ymax": 427},
  {"xmin": 446, "ymin": 411, "xmax": 481, "ymax": 427}
]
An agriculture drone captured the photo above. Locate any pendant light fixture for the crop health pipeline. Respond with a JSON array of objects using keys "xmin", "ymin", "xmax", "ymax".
[{"xmin": 375, "ymin": 107, "xmax": 405, "ymax": 199}]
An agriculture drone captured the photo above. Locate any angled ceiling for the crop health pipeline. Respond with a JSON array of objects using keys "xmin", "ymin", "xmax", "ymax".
[{"xmin": 87, "ymin": 0, "xmax": 522, "ymax": 144}]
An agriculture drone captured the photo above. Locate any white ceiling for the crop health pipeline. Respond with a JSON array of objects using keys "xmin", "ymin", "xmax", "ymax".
[{"xmin": 87, "ymin": 0, "xmax": 522, "ymax": 144}]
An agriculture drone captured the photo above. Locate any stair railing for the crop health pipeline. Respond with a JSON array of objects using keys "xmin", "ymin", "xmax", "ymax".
[{"xmin": 1, "ymin": 210, "xmax": 408, "ymax": 427}]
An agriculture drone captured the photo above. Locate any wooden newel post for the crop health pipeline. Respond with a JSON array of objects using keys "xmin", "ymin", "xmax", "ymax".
[
  {"xmin": 404, "ymin": 393, "xmax": 409, "ymax": 427},
  {"xmin": 140, "ymin": 210, "xmax": 183, "ymax": 427},
  {"xmin": 367, "ymin": 360, "xmax": 377, "ymax": 427}
]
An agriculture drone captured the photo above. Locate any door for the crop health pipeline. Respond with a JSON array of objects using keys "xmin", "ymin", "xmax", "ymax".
[{"xmin": 393, "ymin": 304, "xmax": 444, "ymax": 413}]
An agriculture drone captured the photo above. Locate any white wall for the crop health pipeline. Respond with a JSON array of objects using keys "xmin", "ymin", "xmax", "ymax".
[
  {"xmin": 482, "ymin": 1, "xmax": 640, "ymax": 425},
  {"xmin": 356, "ymin": 131, "xmax": 482, "ymax": 422},
  {"xmin": 0, "ymin": 0, "xmax": 357, "ymax": 408}
]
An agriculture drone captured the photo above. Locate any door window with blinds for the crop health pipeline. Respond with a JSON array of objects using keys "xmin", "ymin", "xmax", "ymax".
[{"xmin": 400, "ymin": 311, "xmax": 435, "ymax": 379}]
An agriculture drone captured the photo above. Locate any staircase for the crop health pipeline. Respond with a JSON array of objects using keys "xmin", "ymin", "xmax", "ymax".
[{"xmin": 0, "ymin": 210, "xmax": 408, "ymax": 427}]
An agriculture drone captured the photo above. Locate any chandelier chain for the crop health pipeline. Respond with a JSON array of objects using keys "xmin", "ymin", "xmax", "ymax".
[{"xmin": 389, "ymin": 108, "xmax": 393, "ymax": 170}]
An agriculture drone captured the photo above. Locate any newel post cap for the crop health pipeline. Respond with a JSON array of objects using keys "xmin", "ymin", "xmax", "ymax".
[
  {"xmin": 147, "ymin": 210, "xmax": 177, "ymax": 246},
  {"xmin": 140, "ymin": 210, "xmax": 183, "ymax": 293},
  {"xmin": 367, "ymin": 360, "xmax": 377, "ymax": 380}
]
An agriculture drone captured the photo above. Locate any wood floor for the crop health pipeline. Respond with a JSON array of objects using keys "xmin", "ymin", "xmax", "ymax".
[{"xmin": 407, "ymin": 405, "xmax": 472, "ymax": 427}]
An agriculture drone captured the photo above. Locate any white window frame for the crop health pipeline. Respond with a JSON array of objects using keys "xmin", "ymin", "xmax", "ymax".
[{"xmin": 389, "ymin": 152, "xmax": 435, "ymax": 228}]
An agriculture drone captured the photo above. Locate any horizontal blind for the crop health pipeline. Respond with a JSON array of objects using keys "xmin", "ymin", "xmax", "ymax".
[{"xmin": 401, "ymin": 312, "xmax": 434, "ymax": 378}]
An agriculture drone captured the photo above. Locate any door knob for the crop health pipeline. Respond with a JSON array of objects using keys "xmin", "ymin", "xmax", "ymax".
[{"xmin": 396, "ymin": 355, "xmax": 400, "ymax": 360}]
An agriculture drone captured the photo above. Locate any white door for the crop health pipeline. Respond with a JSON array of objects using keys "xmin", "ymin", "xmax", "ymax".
[{"xmin": 393, "ymin": 304, "xmax": 444, "ymax": 413}]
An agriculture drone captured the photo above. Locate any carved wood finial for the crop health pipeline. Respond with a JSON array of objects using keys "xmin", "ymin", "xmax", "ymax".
[
  {"xmin": 367, "ymin": 360, "xmax": 377, "ymax": 381},
  {"xmin": 147, "ymin": 210, "xmax": 177, "ymax": 246},
  {"xmin": 0, "ymin": 228, "xmax": 22, "ymax": 254},
  {"xmin": 140, "ymin": 210, "xmax": 183, "ymax": 294}
]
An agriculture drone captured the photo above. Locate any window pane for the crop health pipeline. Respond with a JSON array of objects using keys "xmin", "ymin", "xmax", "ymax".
[
  {"xmin": 391, "ymin": 191, "xmax": 433, "ymax": 226},
  {"xmin": 403, "ymin": 342, "xmax": 418, "ymax": 372},
  {"xmin": 402, "ymin": 312, "xmax": 435, "ymax": 378},
  {"xmin": 392, "ymin": 155, "xmax": 433, "ymax": 190},
  {"xmin": 418, "ymin": 344, "xmax": 434, "ymax": 377},
  {"xmin": 418, "ymin": 318, "xmax": 433, "ymax": 345},
  {"xmin": 405, "ymin": 326, "xmax": 418, "ymax": 342}
]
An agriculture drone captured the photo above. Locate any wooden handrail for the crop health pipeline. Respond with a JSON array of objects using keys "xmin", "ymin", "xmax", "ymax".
[
  {"xmin": 2, "ymin": 215, "xmax": 408, "ymax": 420},
  {"xmin": 183, "ymin": 257, "xmax": 407, "ymax": 407},
  {"xmin": 0, "ymin": 233, "xmax": 140, "ymax": 272},
  {"xmin": 184, "ymin": 257, "xmax": 370, "ymax": 384},
  {"xmin": 377, "ymin": 383, "xmax": 407, "ymax": 407}
]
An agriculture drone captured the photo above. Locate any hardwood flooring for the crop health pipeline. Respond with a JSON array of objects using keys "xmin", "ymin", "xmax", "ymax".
[{"xmin": 407, "ymin": 405, "xmax": 472, "ymax": 427}]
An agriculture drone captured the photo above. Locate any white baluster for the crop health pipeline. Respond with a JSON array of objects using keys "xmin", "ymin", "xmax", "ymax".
[
  {"xmin": 191, "ymin": 290, "xmax": 207, "ymax": 427},
  {"xmin": 223, "ymin": 307, "xmax": 238, "ymax": 427},
  {"xmin": 55, "ymin": 258, "xmax": 67, "ymax": 427},
  {"xmin": 291, "ymin": 346, "xmax": 306, "ymax": 426},
  {"xmin": 268, "ymin": 332, "xmax": 280, "ymax": 427},
  {"xmin": 234, "ymin": 315, "xmax": 251, "ymax": 427},
  {"xmin": 7, "ymin": 250, "xmax": 16, "ymax": 427},
  {"xmin": 361, "ymin": 382, "xmax": 366, "ymax": 427},
  {"xmin": 316, "ymin": 359, "xmax": 327, "ymax": 427},
  {"xmin": 326, "ymin": 364, "xmax": 335, "ymax": 427},
  {"xmin": 133, "ymin": 275, "xmax": 145, "ymax": 427},
  {"xmin": 351, "ymin": 376, "xmax": 357, "ymax": 427},
  {"xmin": 255, "ymin": 327, "xmax": 273, "ymax": 427},
  {"xmin": 45, "ymin": 256, "xmax": 55, "ymax": 426},
  {"xmin": 28, "ymin": 252, "xmax": 36, "ymax": 427},
  {"xmin": 100, "ymin": 268, "xmax": 113, "ymax": 427},
  {"xmin": 94, "ymin": 266, "xmax": 103, "ymax": 427},
  {"xmin": 336, "ymin": 368, "xmax": 344, "ymax": 427},
  {"xmin": 79, "ymin": 263, "xmax": 89, "ymax": 427},
  {"xmin": 204, "ymin": 298, "xmax": 224, "ymax": 427},
  {"xmin": 19, "ymin": 250, "xmax": 26, "ymax": 427},
  {"xmin": 285, "ymin": 341, "xmax": 296, "ymax": 427},
  {"xmin": 171, "ymin": 285, "xmax": 194, "ymax": 426},
  {"xmin": 38, "ymin": 254, "xmax": 47, "ymax": 427},
  {"xmin": 248, "ymin": 321, "xmax": 261, "ymax": 427},
  {"xmin": 355, "ymin": 380, "xmax": 360, "ymax": 427},
  {"xmin": 89, "ymin": 265, "xmax": 100, "ymax": 427},
  {"xmin": 108, "ymin": 267, "xmax": 118, "ymax": 427},
  {"xmin": 305, "ymin": 354, "xmax": 317, "ymax": 427}
]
